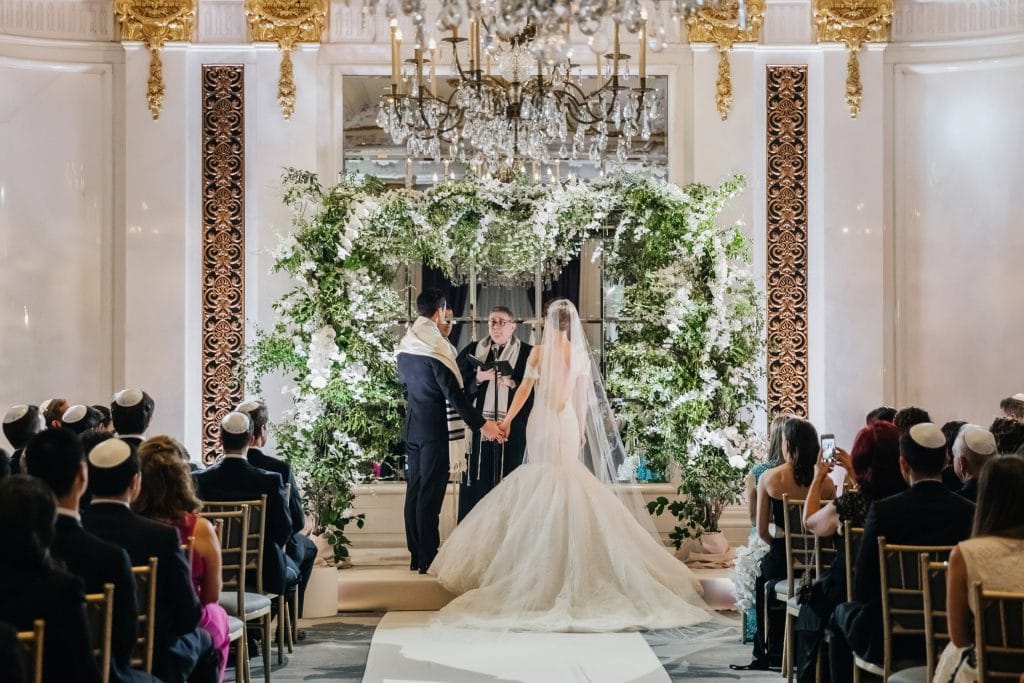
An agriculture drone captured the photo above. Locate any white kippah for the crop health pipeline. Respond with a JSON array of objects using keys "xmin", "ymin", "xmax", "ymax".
[
  {"xmin": 963, "ymin": 427, "xmax": 997, "ymax": 456},
  {"xmin": 909, "ymin": 422, "xmax": 946, "ymax": 449},
  {"xmin": 38, "ymin": 399, "xmax": 53, "ymax": 414},
  {"xmin": 3, "ymin": 405, "xmax": 29, "ymax": 424},
  {"xmin": 1013, "ymin": 393, "xmax": 1024, "ymax": 401},
  {"xmin": 63, "ymin": 405, "xmax": 88, "ymax": 424},
  {"xmin": 89, "ymin": 438, "xmax": 132, "ymax": 468},
  {"xmin": 221, "ymin": 411, "xmax": 251, "ymax": 434},
  {"xmin": 236, "ymin": 400, "xmax": 261, "ymax": 414},
  {"xmin": 114, "ymin": 388, "xmax": 144, "ymax": 407}
]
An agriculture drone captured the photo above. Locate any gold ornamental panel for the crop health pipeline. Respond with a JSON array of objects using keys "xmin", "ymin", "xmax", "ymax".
[
  {"xmin": 765, "ymin": 65, "xmax": 809, "ymax": 418},
  {"xmin": 686, "ymin": 0, "xmax": 765, "ymax": 120},
  {"xmin": 246, "ymin": 0, "xmax": 327, "ymax": 119},
  {"xmin": 201, "ymin": 65, "xmax": 246, "ymax": 464},
  {"xmin": 814, "ymin": 0, "xmax": 893, "ymax": 117},
  {"xmin": 114, "ymin": 0, "xmax": 196, "ymax": 119}
]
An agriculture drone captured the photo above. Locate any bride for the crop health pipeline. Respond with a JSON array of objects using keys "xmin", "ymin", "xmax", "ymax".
[{"xmin": 429, "ymin": 299, "xmax": 711, "ymax": 632}]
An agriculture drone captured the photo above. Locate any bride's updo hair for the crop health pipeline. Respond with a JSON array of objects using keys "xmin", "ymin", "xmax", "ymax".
[{"xmin": 542, "ymin": 298, "xmax": 573, "ymax": 334}]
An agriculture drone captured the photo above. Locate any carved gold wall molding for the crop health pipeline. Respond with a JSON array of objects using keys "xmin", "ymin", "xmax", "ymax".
[
  {"xmin": 814, "ymin": 0, "xmax": 892, "ymax": 117},
  {"xmin": 686, "ymin": 0, "xmax": 764, "ymax": 120},
  {"xmin": 765, "ymin": 65, "xmax": 809, "ymax": 418},
  {"xmin": 246, "ymin": 0, "xmax": 326, "ymax": 119},
  {"xmin": 114, "ymin": 0, "xmax": 195, "ymax": 119},
  {"xmin": 201, "ymin": 65, "xmax": 246, "ymax": 464}
]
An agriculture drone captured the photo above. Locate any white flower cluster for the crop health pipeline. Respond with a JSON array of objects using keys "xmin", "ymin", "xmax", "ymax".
[{"xmin": 306, "ymin": 326, "xmax": 342, "ymax": 389}]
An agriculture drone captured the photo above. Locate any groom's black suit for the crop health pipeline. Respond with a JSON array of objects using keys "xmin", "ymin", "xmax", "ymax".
[{"xmin": 398, "ymin": 350, "xmax": 485, "ymax": 571}]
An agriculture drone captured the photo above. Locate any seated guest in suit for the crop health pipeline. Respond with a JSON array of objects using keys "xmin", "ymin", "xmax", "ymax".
[
  {"xmin": 3, "ymin": 404, "xmax": 42, "ymax": 474},
  {"xmin": 109, "ymin": 389, "xmax": 155, "ymax": 448},
  {"xmin": 236, "ymin": 400, "xmax": 316, "ymax": 624},
  {"xmin": 0, "ymin": 448, "xmax": 8, "ymax": 478},
  {"xmin": 732, "ymin": 417, "xmax": 836, "ymax": 671},
  {"xmin": 135, "ymin": 442, "xmax": 230, "ymax": 682},
  {"xmin": 940, "ymin": 420, "xmax": 968, "ymax": 490},
  {"xmin": 893, "ymin": 406, "xmax": 930, "ymax": 435},
  {"xmin": 194, "ymin": 413, "xmax": 296, "ymax": 598},
  {"xmin": 865, "ymin": 406, "xmax": 896, "ymax": 425},
  {"xmin": 827, "ymin": 422, "xmax": 976, "ymax": 680},
  {"xmin": 796, "ymin": 420, "xmax": 905, "ymax": 682},
  {"xmin": 40, "ymin": 398, "xmax": 69, "ymax": 430},
  {"xmin": 24, "ymin": 428, "xmax": 151, "ymax": 683},
  {"xmin": 0, "ymin": 621, "xmax": 28, "ymax": 683},
  {"xmin": 92, "ymin": 405, "xmax": 114, "ymax": 432},
  {"xmin": 1000, "ymin": 394, "xmax": 1024, "ymax": 421},
  {"xmin": 952, "ymin": 425, "xmax": 996, "ymax": 502},
  {"xmin": 990, "ymin": 416, "xmax": 1024, "ymax": 455},
  {"xmin": 61, "ymin": 405, "xmax": 104, "ymax": 435},
  {"xmin": 934, "ymin": 454, "xmax": 1024, "ymax": 682},
  {"xmin": 140, "ymin": 434, "xmax": 202, "ymax": 473},
  {"xmin": 0, "ymin": 475, "xmax": 100, "ymax": 683},
  {"xmin": 82, "ymin": 438, "xmax": 217, "ymax": 683}
]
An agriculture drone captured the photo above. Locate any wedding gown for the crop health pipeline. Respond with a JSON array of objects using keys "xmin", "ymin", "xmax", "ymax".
[{"xmin": 429, "ymin": 302, "xmax": 710, "ymax": 632}]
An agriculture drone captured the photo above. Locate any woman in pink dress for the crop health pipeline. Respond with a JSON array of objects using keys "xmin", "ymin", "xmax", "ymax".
[{"xmin": 135, "ymin": 436, "xmax": 231, "ymax": 681}]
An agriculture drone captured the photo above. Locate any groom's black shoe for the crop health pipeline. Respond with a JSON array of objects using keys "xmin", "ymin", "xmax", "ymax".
[
  {"xmin": 418, "ymin": 567, "xmax": 428, "ymax": 575},
  {"xmin": 729, "ymin": 659, "xmax": 772, "ymax": 671}
]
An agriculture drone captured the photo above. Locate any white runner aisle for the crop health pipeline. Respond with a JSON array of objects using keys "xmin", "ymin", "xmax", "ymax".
[{"xmin": 362, "ymin": 611, "xmax": 671, "ymax": 683}]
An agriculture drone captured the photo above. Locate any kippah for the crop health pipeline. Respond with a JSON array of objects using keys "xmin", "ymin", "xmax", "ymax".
[
  {"xmin": 38, "ymin": 399, "xmax": 53, "ymax": 414},
  {"xmin": 3, "ymin": 405, "xmax": 29, "ymax": 424},
  {"xmin": 963, "ymin": 427, "xmax": 997, "ymax": 456},
  {"xmin": 909, "ymin": 422, "xmax": 945, "ymax": 449},
  {"xmin": 89, "ymin": 438, "xmax": 132, "ymax": 468},
  {"xmin": 63, "ymin": 405, "xmax": 88, "ymax": 424},
  {"xmin": 1013, "ymin": 393, "xmax": 1024, "ymax": 401},
  {"xmin": 221, "ymin": 412, "xmax": 251, "ymax": 435},
  {"xmin": 236, "ymin": 400, "xmax": 261, "ymax": 414},
  {"xmin": 113, "ymin": 389, "xmax": 144, "ymax": 407}
]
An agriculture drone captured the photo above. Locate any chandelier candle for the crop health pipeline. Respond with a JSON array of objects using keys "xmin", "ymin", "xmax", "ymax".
[
  {"xmin": 429, "ymin": 39, "xmax": 437, "ymax": 95},
  {"xmin": 639, "ymin": 10, "xmax": 647, "ymax": 80},
  {"xmin": 390, "ymin": 19, "xmax": 399, "ymax": 91}
]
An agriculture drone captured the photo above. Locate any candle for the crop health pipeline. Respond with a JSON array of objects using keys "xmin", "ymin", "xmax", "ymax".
[
  {"xmin": 390, "ymin": 19, "xmax": 399, "ymax": 89},
  {"xmin": 428, "ymin": 38, "xmax": 437, "ymax": 95},
  {"xmin": 405, "ymin": 158, "xmax": 413, "ymax": 188},
  {"xmin": 613, "ymin": 21, "xmax": 620, "ymax": 78},
  {"xmin": 443, "ymin": 159, "xmax": 450, "ymax": 181},
  {"xmin": 469, "ymin": 18, "xmax": 477, "ymax": 73},
  {"xmin": 639, "ymin": 10, "xmax": 647, "ymax": 80},
  {"xmin": 554, "ymin": 159, "xmax": 561, "ymax": 182},
  {"xmin": 395, "ymin": 29, "xmax": 403, "ymax": 94}
]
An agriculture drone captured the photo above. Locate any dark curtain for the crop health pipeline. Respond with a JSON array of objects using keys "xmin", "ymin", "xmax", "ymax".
[{"xmin": 527, "ymin": 256, "xmax": 581, "ymax": 314}]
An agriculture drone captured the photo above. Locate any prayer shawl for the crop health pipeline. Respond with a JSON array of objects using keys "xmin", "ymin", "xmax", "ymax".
[
  {"xmin": 472, "ymin": 335, "xmax": 523, "ymax": 421},
  {"xmin": 397, "ymin": 317, "xmax": 469, "ymax": 478}
]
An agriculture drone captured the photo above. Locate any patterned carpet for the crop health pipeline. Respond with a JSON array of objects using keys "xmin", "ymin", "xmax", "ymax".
[{"xmin": 230, "ymin": 612, "xmax": 780, "ymax": 682}]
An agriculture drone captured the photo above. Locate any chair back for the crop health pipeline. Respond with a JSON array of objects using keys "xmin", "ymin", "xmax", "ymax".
[
  {"xmin": 198, "ymin": 506, "xmax": 249, "ymax": 616},
  {"xmin": 131, "ymin": 557, "xmax": 158, "ymax": 673},
  {"xmin": 84, "ymin": 582, "xmax": 115, "ymax": 683},
  {"xmin": 781, "ymin": 496, "xmax": 834, "ymax": 596},
  {"xmin": 920, "ymin": 556, "xmax": 949, "ymax": 681},
  {"xmin": 16, "ymin": 620, "xmax": 44, "ymax": 683},
  {"xmin": 843, "ymin": 522, "xmax": 864, "ymax": 602},
  {"xmin": 974, "ymin": 583, "xmax": 1024, "ymax": 680},
  {"xmin": 877, "ymin": 539, "xmax": 953, "ymax": 678},
  {"xmin": 201, "ymin": 496, "xmax": 267, "ymax": 594}
]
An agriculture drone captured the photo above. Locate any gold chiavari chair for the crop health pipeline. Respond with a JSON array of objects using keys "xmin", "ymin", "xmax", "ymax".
[
  {"xmin": 278, "ymin": 483, "xmax": 294, "ymax": 660},
  {"xmin": 888, "ymin": 557, "xmax": 949, "ymax": 683},
  {"xmin": 198, "ymin": 507, "xmax": 250, "ymax": 682},
  {"xmin": 777, "ymin": 496, "xmax": 833, "ymax": 680},
  {"xmin": 974, "ymin": 583, "xmax": 1024, "ymax": 680},
  {"xmin": 131, "ymin": 557, "xmax": 158, "ymax": 673},
  {"xmin": 853, "ymin": 540, "xmax": 953, "ymax": 682},
  {"xmin": 843, "ymin": 522, "xmax": 865, "ymax": 603},
  {"xmin": 201, "ymin": 497, "xmax": 273, "ymax": 683},
  {"xmin": 85, "ymin": 582, "xmax": 115, "ymax": 683},
  {"xmin": 16, "ymin": 619, "xmax": 44, "ymax": 683}
]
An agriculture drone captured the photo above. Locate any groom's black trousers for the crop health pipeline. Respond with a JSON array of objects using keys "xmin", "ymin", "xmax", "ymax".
[{"xmin": 404, "ymin": 437, "xmax": 450, "ymax": 570}]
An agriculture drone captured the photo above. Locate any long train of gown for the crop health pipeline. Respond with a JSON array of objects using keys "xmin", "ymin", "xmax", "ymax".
[{"xmin": 429, "ymin": 403, "xmax": 711, "ymax": 632}]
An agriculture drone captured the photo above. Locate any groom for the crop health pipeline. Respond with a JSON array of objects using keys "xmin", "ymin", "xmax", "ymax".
[{"xmin": 397, "ymin": 289, "xmax": 504, "ymax": 573}]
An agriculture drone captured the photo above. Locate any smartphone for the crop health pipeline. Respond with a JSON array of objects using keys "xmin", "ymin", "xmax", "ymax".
[{"xmin": 820, "ymin": 434, "xmax": 836, "ymax": 464}]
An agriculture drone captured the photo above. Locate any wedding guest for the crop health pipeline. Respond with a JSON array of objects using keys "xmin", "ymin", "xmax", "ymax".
[
  {"xmin": 865, "ymin": 406, "xmax": 896, "ymax": 424},
  {"xmin": 990, "ymin": 417, "xmax": 1024, "ymax": 454},
  {"xmin": 91, "ymin": 404, "xmax": 114, "ymax": 432},
  {"xmin": 952, "ymin": 425, "xmax": 996, "ymax": 502},
  {"xmin": 893, "ymin": 406, "xmax": 931, "ymax": 435},
  {"xmin": 999, "ymin": 394, "xmax": 1024, "ymax": 421},
  {"xmin": 41, "ymin": 398, "xmax": 68, "ymax": 430},
  {"xmin": 134, "ymin": 441, "xmax": 230, "ymax": 681},
  {"xmin": 941, "ymin": 420, "xmax": 968, "ymax": 490},
  {"xmin": 0, "ymin": 475, "xmax": 100, "ymax": 683},
  {"xmin": 795, "ymin": 420, "xmax": 905, "ymax": 682},
  {"xmin": 82, "ymin": 438, "xmax": 217, "ymax": 683},
  {"xmin": 737, "ymin": 413, "xmax": 788, "ymax": 642},
  {"xmin": 110, "ymin": 389, "xmax": 155, "ymax": 448},
  {"xmin": 3, "ymin": 404, "xmax": 41, "ymax": 474},
  {"xmin": 0, "ymin": 621, "xmax": 27, "ymax": 683},
  {"xmin": 23, "ymin": 428, "xmax": 148, "ymax": 683},
  {"xmin": 0, "ymin": 448, "xmax": 8, "ymax": 478},
  {"xmin": 141, "ymin": 434, "xmax": 199, "ymax": 472},
  {"xmin": 933, "ymin": 455, "xmax": 1024, "ymax": 682},
  {"xmin": 194, "ymin": 413, "xmax": 297, "ymax": 597},
  {"xmin": 455, "ymin": 305, "xmax": 534, "ymax": 520},
  {"xmin": 236, "ymin": 400, "xmax": 316, "ymax": 626},
  {"xmin": 61, "ymin": 404, "xmax": 103, "ymax": 435},
  {"xmin": 827, "ymin": 423, "xmax": 975, "ymax": 680},
  {"xmin": 732, "ymin": 418, "xmax": 835, "ymax": 671},
  {"xmin": 438, "ymin": 307, "xmax": 455, "ymax": 340}
]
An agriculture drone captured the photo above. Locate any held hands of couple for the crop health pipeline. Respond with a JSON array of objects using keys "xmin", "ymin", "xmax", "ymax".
[{"xmin": 481, "ymin": 420, "xmax": 509, "ymax": 443}]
